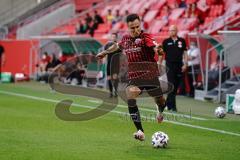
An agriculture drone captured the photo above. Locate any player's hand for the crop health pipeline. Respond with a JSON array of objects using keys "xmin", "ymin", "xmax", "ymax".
[
  {"xmin": 96, "ymin": 51, "xmax": 107, "ymax": 59},
  {"xmin": 188, "ymin": 56, "xmax": 193, "ymax": 61},
  {"xmin": 155, "ymin": 45, "xmax": 164, "ymax": 56},
  {"xmin": 182, "ymin": 64, "xmax": 187, "ymax": 72}
]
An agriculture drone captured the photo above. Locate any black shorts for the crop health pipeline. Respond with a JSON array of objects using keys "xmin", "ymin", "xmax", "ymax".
[
  {"xmin": 106, "ymin": 64, "xmax": 119, "ymax": 76},
  {"xmin": 127, "ymin": 77, "xmax": 163, "ymax": 97}
]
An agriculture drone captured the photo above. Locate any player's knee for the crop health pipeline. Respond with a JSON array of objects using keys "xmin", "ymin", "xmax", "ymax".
[{"xmin": 126, "ymin": 86, "xmax": 141, "ymax": 99}]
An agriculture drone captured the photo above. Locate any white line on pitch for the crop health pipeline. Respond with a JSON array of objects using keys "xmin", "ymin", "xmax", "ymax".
[{"xmin": 1, "ymin": 90, "xmax": 239, "ymax": 137}]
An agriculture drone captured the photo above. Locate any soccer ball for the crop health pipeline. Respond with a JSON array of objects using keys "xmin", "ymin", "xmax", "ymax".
[
  {"xmin": 215, "ymin": 106, "xmax": 226, "ymax": 118},
  {"xmin": 151, "ymin": 131, "xmax": 169, "ymax": 148}
]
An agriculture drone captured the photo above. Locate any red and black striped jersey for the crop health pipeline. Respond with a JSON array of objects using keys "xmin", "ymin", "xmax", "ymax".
[{"xmin": 118, "ymin": 32, "xmax": 159, "ymax": 80}]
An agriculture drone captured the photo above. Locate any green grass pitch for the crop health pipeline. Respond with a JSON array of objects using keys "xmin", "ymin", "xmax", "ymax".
[{"xmin": 0, "ymin": 82, "xmax": 240, "ymax": 160}]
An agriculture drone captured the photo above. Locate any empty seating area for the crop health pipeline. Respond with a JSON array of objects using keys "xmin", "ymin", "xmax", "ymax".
[
  {"xmin": 4, "ymin": 0, "xmax": 240, "ymax": 41},
  {"xmin": 75, "ymin": 0, "xmax": 104, "ymax": 12}
]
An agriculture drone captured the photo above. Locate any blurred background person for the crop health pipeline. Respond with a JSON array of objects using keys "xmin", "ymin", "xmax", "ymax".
[
  {"xmin": 123, "ymin": 10, "xmax": 129, "ymax": 22},
  {"xmin": 38, "ymin": 54, "xmax": 61, "ymax": 83},
  {"xmin": 187, "ymin": 41, "xmax": 201, "ymax": 97},
  {"xmin": 85, "ymin": 13, "xmax": 93, "ymax": 26},
  {"xmin": 76, "ymin": 20, "xmax": 88, "ymax": 34},
  {"xmin": 93, "ymin": 10, "xmax": 104, "ymax": 30},
  {"xmin": 106, "ymin": 9, "xmax": 115, "ymax": 26},
  {"xmin": 113, "ymin": 9, "xmax": 123, "ymax": 24},
  {"xmin": 104, "ymin": 33, "xmax": 121, "ymax": 98}
]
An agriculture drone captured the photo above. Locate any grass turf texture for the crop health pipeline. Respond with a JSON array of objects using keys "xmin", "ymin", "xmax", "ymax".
[{"xmin": 0, "ymin": 82, "xmax": 240, "ymax": 160}]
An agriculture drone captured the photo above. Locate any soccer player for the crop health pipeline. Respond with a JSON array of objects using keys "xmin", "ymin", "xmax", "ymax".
[
  {"xmin": 96, "ymin": 14, "xmax": 166, "ymax": 141},
  {"xmin": 104, "ymin": 33, "xmax": 121, "ymax": 98}
]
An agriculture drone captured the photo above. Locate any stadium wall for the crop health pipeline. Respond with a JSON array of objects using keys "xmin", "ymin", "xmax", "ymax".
[{"xmin": 0, "ymin": 40, "xmax": 39, "ymax": 76}]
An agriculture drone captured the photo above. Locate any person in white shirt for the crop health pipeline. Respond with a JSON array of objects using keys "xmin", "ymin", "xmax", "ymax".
[{"xmin": 187, "ymin": 41, "xmax": 201, "ymax": 97}]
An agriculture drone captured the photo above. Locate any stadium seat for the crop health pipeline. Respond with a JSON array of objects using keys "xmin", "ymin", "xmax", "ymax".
[
  {"xmin": 10, "ymin": 0, "xmax": 238, "ymax": 42},
  {"xmin": 169, "ymin": 8, "xmax": 185, "ymax": 20},
  {"xmin": 144, "ymin": 10, "xmax": 159, "ymax": 22},
  {"xmin": 178, "ymin": 30, "xmax": 189, "ymax": 38},
  {"xmin": 101, "ymin": 5, "xmax": 114, "ymax": 17},
  {"xmin": 75, "ymin": 0, "xmax": 104, "ymax": 12},
  {"xmin": 186, "ymin": 0, "xmax": 197, "ymax": 4},
  {"xmin": 119, "ymin": 2, "xmax": 133, "ymax": 15},
  {"xmin": 111, "ymin": 22, "xmax": 124, "ymax": 32},
  {"xmin": 151, "ymin": 0, "xmax": 166, "ymax": 10},
  {"xmin": 95, "ymin": 24, "xmax": 110, "ymax": 34},
  {"xmin": 148, "ymin": 20, "xmax": 168, "ymax": 34},
  {"xmin": 131, "ymin": 1, "xmax": 145, "ymax": 14}
]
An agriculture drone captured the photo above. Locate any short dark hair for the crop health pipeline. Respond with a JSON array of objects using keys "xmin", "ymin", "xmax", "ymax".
[{"xmin": 126, "ymin": 14, "xmax": 140, "ymax": 23}]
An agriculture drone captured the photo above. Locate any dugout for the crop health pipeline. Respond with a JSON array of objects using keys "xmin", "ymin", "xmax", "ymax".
[{"xmin": 31, "ymin": 35, "xmax": 106, "ymax": 86}]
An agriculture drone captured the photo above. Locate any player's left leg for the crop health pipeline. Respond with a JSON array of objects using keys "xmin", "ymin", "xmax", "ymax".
[
  {"xmin": 146, "ymin": 78, "xmax": 166, "ymax": 123},
  {"xmin": 126, "ymin": 85, "xmax": 145, "ymax": 141}
]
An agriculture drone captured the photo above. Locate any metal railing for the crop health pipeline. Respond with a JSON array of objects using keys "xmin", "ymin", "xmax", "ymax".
[
  {"xmin": 205, "ymin": 42, "xmax": 224, "ymax": 93},
  {"xmin": 205, "ymin": 36, "xmax": 240, "ymax": 102}
]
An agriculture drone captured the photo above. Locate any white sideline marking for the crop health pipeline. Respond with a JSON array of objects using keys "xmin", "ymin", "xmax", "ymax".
[
  {"xmin": 1, "ymin": 90, "xmax": 240, "ymax": 137},
  {"xmin": 88, "ymin": 100, "xmax": 208, "ymax": 121}
]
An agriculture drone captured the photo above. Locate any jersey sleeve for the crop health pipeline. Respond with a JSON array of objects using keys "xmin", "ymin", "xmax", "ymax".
[{"xmin": 143, "ymin": 33, "xmax": 157, "ymax": 48}]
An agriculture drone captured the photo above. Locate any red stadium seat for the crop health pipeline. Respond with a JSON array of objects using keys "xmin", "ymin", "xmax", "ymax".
[
  {"xmin": 169, "ymin": 8, "xmax": 185, "ymax": 20},
  {"xmin": 111, "ymin": 22, "xmax": 124, "ymax": 32},
  {"xmin": 178, "ymin": 30, "xmax": 189, "ymax": 38},
  {"xmin": 119, "ymin": 1, "xmax": 134, "ymax": 15},
  {"xmin": 186, "ymin": 0, "xmax": 197, "ymax": 4},
  {"xmin": 131, "ymin": 1, "xmax": 145, "ymax": 14},
  {"xmin": 95, "ymin": 24, "xmax": 110, "ymax": 34},
  {"xmin": 34, "ymin": 0, "xmax": 240, "ymax": 42},
  {"xmin": 144, "ymin": 10, "xmax": 159, "ymax": 22},
  {"xmin": 148, "ymin": 20, "xmax": 168, "ymax": 34},
  {"xmin": 75, "ymin": 0, "xmax": 104, "ymax": 11},
  {"xmin": 151, "ymin": 0, "xmax": 166, "ymax": 10}
]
